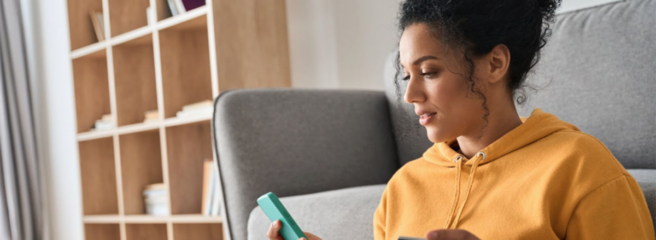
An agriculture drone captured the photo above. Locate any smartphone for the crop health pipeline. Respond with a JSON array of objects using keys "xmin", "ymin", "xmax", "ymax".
[
  {"xmin": 257, "ymin": 192, "xmax": 308, "ymax": 240},
  {"xmin": 398, "ymin": 237, "xmax": 426, "ymax": 240}
]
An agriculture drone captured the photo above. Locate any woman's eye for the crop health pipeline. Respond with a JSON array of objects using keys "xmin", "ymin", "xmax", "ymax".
[
  {"xmin": 421, "ymin": 72, "xmax": 437, "ymax": 78},
  {"xmin": 402, "ymin": 75, "xmax": 410, "ymax": 80}
]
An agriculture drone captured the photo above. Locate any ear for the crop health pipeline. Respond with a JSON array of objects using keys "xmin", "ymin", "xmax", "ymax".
[{"xmin": 486, "ymin": 44, "xmax": 511, "ymax": 84}]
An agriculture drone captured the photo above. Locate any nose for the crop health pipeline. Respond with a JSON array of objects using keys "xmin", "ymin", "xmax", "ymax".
[{"xmin": 403, "ymin": 77, "xmax": 426, "ymax": 104}]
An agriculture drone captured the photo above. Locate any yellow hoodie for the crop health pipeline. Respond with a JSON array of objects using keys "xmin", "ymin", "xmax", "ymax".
[{"xmin": 374, "ymin": 108, "xmax": 655, "ymax": 240}]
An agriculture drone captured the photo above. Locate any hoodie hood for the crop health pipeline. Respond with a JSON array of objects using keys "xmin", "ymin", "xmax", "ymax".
[{"xmin": 423, "ymin": 108, "xmax": 580, "ymax": 167}]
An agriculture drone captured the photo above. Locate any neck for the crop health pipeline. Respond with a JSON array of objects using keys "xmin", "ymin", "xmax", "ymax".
[{"xmin": 455, "ymin": 100, "xmax": 523, "ymax": 159}]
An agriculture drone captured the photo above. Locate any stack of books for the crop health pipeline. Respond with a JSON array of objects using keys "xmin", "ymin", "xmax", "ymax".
[
  {"xmin": 201, "ymin": 159, "xmax": 221, "ymax": 216},
  {"xmin": 143, "ymin": 183, "xmax": 169, "ymax": 216},
  {"xmin": 144, "ymin": 110, "xmax": 159, "ymax": 123},
  {"xmin": 176, "ymin": 100, "xmax": 213, "ymax": 118},
  {"xmin": 168, "ymin": 0, "xmax": 206, "ymax": 16},
  {"xmin": 92, "ymin": 114, "xmax": 114, "ymax": 131}
]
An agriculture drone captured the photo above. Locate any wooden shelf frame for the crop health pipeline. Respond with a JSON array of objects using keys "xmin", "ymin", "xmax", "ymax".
[
  {"xmin": 68, "ymin": 0, "xmax": 291, "ymax": 239},
  {"xmin": 84, "ymin": 214, "xmax": 224, "ymax": 224}
]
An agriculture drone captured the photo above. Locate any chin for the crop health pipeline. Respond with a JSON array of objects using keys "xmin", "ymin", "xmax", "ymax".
[{"xmin": 425, "ymin": 126, "xmax": 447, "ymax": 143}]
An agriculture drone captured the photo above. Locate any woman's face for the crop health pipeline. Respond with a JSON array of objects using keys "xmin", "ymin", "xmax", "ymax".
[{"xmin": 399, "ymin": 23, "xmax": 489, "ymax": 143}]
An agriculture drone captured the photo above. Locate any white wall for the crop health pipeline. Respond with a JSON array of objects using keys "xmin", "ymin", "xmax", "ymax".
[{"xmin": 28, "ymin": 0, "xmax": 619, "ymax": 239}]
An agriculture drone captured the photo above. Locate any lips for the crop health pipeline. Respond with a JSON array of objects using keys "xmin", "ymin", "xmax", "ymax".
[{"xmin": 418, "ymin": 112, "xmax": 436, "ymax": 126}]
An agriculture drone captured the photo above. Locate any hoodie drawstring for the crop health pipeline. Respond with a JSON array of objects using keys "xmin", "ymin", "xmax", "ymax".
[
  {"xmin": 444, "ymin": 152, "xmax": 486, "ymax": 229},
  {"xmin": 442, "ymin": 155, "xmax": 464, "ymax": 229}
]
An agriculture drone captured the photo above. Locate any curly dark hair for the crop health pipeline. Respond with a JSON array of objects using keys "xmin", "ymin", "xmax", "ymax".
[{"xmin": 396, "ymin": 0, "xmax": 561, "ymax": 136}]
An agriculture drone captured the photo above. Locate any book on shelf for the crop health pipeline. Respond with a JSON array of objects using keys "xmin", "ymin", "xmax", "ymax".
[
  {"xmin": 201, "ymin": 160, "xmax": 213, "ymax": 214},
  {"xmin": 173, "ymin": 0, "xmax": 186, "ymax": 14},
  {"xmin": 181, "ymin": 0, "xmax": 206, "ymax": 11},
  {"xmin": 144, "ymin": 109, "xmax": 159, "ymax": 123},
  {"xmin": 183, "ymin": 100, "xmax": 212, "ymax": 111},
  {"xmin": 210, "ymin": 159, "xmax": 221, "ymax": 216},
  {"xmin": 201, "ymin": 159, "xmax": 221, "ymax": 216},
  {"xmin": 89, "ymin": 11, "xmax": 104, "ymax": 42},
  {"xmin": 171, "ymin": 0, "xmax": 206, "ymax": 15},
  {"xmin": 168, "ymin": 0, "xmax": 179, "ymax": 16},
  {"xmin": 176, "ymin": 100, "xmax": 213, "ymax": 118},
  {"xmin": 143, "ymin": 183, "xmax": 169, "ymax": 216},
  {"xmin": 91, "ymin": 114, "xmax": 114, "ymax": 131}
]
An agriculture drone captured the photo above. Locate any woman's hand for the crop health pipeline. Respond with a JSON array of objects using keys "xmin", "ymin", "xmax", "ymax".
[
  {"xmin": 426, "ymin": 229, "xmax": 481, "ymax": 240},
  {"xmin": 267, "ymin": 220, "xmax": 322, "ymax": 240}
]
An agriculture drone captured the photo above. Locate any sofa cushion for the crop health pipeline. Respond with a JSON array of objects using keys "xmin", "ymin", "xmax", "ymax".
[
  {"xmin": 247, "ymin": 184, "xmax": 386, "ymax": 240},
  {"xmin": 627, "ymin": 169, "xmax": 656, "ymax": 229}
]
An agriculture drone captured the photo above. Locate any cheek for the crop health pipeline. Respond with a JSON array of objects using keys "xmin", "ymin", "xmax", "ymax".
[{"xmin": 425, "ymin": 75, "xmax": 467, "ymax": 108}]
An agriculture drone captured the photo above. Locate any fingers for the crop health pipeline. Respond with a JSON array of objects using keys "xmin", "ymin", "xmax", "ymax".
[
  {"xmin": 267, "ymin": 220, "xmax": 284, "ymax": 240},
  {"xmin": 426, "ymin": 229, "xmax": 480, "ymax": 240}
]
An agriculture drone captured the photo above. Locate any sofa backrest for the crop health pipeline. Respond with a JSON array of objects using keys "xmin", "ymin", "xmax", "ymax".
[
  {"xmin": 384, "ymin": 0, "xmax": 656, "ymax": 169},
  {"xmin": 517, "ymin": 0, "xmax": 656, "ymax": 169}
]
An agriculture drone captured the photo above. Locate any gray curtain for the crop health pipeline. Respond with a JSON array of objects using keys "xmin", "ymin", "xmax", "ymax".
[{"xmin": 0, "ymin": 0, "xmax": 48, "ymax": 239}]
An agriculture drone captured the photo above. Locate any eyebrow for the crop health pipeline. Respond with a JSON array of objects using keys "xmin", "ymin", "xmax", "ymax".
[
  {"xmin": 401, "ymin": 55, "xmax": 440, "ymax": 68},
  {"xmin": 413, "ymin": 55, "xmax": 439, "ymax": 65}
]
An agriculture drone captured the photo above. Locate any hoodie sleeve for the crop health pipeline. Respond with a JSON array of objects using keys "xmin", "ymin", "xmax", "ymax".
[
  {"xmin": 374, "ymin": 186, "xmax": 389, "ymax": 240},
  {"xmin": 565, "ymin": 174, "xmax": 655, "ymax": 240}
]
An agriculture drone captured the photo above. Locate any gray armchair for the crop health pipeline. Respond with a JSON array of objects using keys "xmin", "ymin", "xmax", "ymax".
[{"xmin": 212, "ymin": 0, "xmax": 656, "ymax": 239}]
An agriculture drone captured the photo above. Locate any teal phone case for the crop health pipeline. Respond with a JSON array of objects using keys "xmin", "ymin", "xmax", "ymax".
[{"xmin": 257, "ymin": 192, "xmax": 307, "ymax": 240}]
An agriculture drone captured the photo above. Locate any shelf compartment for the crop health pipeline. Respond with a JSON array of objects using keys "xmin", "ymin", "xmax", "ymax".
[
  {"xmin": 108, "ymin": 0, "xmax": 149, "ymax": 37},
  {"xmin": 85, "ymin": 224, "xmax": 121, "ymax": 240},
  {"xmin": 166, "ymin": 121, "xmax": 213, "ymax": 214},
  {"xmin": 67, "ymin": 0, "xmax": 104, "ymax": 50},
  {"xmin": 158, "ymin": 15, "xmax": 212, "ymax": 119},
  {"xmin": 79, "ymin": 137, "xmax": 119, "ymax": 215},
  {"xmin": 119, "ymin": 130, "xmax": 164, "ymax": 215},
  {"xmin": 126, "ymin": 224, "xmax": 168, "ymax": 240},
  {"xmin": 173, "ymin": 223, "xmax": 223, "ymax": 240},
  {"xmin": 72, "ymin": 52, "xmax": 111, "ymax": 133},
  {"xmin": 112, "ymin": 34, "xmax": 158, "ymax": 127}
]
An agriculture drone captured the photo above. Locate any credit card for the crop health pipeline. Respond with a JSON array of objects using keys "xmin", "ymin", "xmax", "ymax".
[{"xmin": 398, "ymin": 237, "xmax": 426, "ymax": 240}]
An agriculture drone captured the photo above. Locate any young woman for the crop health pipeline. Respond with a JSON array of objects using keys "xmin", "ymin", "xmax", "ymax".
[{"xmin": 268, "ymin": 0, "xmax": 655, "ymax": 239}]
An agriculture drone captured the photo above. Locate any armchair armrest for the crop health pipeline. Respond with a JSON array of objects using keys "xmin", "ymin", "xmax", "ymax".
[{"xmin": 212, "ymin": 89, "xmax": 399, "ymax": 240}]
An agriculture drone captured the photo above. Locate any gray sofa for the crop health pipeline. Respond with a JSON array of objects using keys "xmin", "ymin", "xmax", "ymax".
[{"xmin": 212, "ymin": 0, "xmax": 656, "ymax": 239}]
